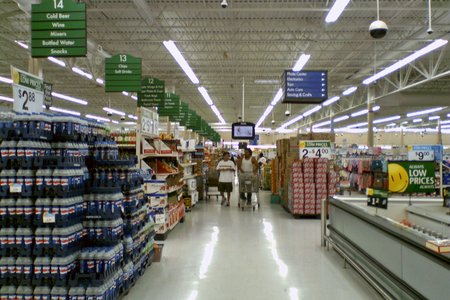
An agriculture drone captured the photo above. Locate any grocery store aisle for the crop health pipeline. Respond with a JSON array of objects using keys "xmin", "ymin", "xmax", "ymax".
[{"xmin": 124, "ymin": 191, "xmax": 382, "ymax": 300}]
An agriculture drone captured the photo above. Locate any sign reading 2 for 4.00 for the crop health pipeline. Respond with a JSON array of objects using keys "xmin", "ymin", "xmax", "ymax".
[
  {"xmin": 299, "ymin": 140, "xmax": 331, "ymax": 159},
  {"xmin": 11, "ymin": 67, "xmax": 44, "ymax": 114}
]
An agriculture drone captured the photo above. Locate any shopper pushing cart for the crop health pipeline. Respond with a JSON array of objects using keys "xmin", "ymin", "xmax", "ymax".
[{"xmin": 237, "ymin": 148, "xmax": 259, "ymax": 210}]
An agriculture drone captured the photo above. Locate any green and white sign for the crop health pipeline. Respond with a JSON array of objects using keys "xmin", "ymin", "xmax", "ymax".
[
  {"xmin": 299, "ymin": 140, "xmax": 331, "ymax": 159},
  {"xmin": 388, "ymin": 161, "xmax": 436, "ymax": 193},
  {"xmin": 31, "ymin": 0, "xmax": 87, "ymax": 58},
  {"xmin": 367, "ymin": 188, "xmax": 389, "ymax": 209},
  {"xmin": 105, "ymin": 54, "xmax": 142, "ymax": 92},
  {"xmin": 11, "ymin": 67, "xmax": 44, "ymax": 114},
  {"xmin": 138, "ymin": 77, "xmax": 165, "ymax": 107}
]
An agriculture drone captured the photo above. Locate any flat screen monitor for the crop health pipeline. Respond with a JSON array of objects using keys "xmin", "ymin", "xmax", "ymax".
[{"xmin": 232, "ymin": 122, "xmax": 255, "ymax": 140}]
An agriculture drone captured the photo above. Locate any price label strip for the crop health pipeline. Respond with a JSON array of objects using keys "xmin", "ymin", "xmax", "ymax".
[
  {"xmin": 407, "ymin": 145, "xmax": 435, "ymax": 161},
  {"xmin": 11, "ymin": 66, "xmax": 44, "ymax": 114},
  {"xmin": 299, "ymin": 140, "xmax": 332, "ymax": 159}
]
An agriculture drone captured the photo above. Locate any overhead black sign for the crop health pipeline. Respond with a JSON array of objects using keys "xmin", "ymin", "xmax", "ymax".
[{"xmin": 282, "ymin": 70, "xmax": 328, "ymax": 104}]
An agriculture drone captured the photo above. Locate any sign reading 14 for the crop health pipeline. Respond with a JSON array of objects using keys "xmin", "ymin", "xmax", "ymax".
[{"xmin": 53, "ymin": 0, "xmax": 64, "ymax": 9}]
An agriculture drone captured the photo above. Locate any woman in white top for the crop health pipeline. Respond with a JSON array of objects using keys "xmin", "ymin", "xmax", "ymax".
[
  {"xmin": 216, "ymin": 152, "xmax": 236, "ymax": 207},
  {"xmin": 237, "ymin": 148, "xmax": 258, "ymax": 204}
]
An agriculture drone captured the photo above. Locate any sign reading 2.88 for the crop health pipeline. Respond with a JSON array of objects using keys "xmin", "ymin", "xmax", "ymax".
[{"xmin": 11, "ymin": 66, "xmax": 44, "ymax": 114}]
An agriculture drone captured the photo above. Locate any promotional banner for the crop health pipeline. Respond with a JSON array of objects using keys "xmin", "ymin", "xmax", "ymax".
[{"xmin": 388, "ymin": 161, "xmax": 435, "ymax": 193}]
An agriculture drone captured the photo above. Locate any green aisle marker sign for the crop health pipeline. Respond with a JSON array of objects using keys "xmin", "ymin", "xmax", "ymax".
[
  {"xmin": 31, "ymin": 0, "xmax": 87, "ymax": 58},
  {"xmin": 105, "ymin": 54, "xmax": 142, "ymax": 92},
  {"xmin": 138, "ymin": 77, "xmax": 165, "ymax": 107}
]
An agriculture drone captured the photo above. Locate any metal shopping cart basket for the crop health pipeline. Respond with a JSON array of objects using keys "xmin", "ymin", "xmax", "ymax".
[
  {"xmin": 206, "ymin": 168, "xmax": 221, "ymax": 201},
  {"xmin": 238, "ymin": 172, "xmax": 259, "ymax": 211}
]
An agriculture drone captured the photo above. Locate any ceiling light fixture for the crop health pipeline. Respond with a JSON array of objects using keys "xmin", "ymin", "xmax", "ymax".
[
  {"xmin": 363, "ymin": 39, "xmax": 448, "ymax": 85},
  {"xmin": 429, "ymin": 116, "xmax": 440, "ymax": 120},
  {"xmin": 271, "ymin": 88, "xmax": 283, "ymax": 106},
  {"xmin": 373, "ymin": 105, "xmax": 380, "ymax": 111},
  {"xmin": 111, "ymin": 120, "xmax": 119, "ymax": 124},
  {"xmin": 163, "ymin": 40, "xmax": 200, "ymax": 84},
  {"xmin": 0, "ymin": 76, "xmax": 13, "ymax": 84},
  {"xmin": 128, "ymin": 114, "xmax": 138, "ymax": 120},
  {"xmin": 198, "ymin": 87, "xmax": 213, "ymax": 105},
  {"xmin": 440, "ymin": 120, "xmax": 450, "ymax": 125},
  {"xmin": 0, "ymin": 95, "xmax": 14, "ymax": 102},
  {"xmin": 351, "ymin": 109, "xmax": 368, "ymax": 117},
  {"xmin": 48, "ymin": 106, "xmax": 81, "ymax": 116},
  {"xmin": 325, "ymin": 0, "xmax": 351, "ymax": 23},
  {"xmin": 254, "ymin": 79, "xmax": 279, "ymax": 84},
  {"xmin": 103, "ymin": 107, "xmax": 126, "ymax": 116},
  {"xmin": 334, "ymin": 115, "xmax": 349, "ymax": 122},
  {"xmin": 406, "ymin": 107, "xmax": 444, "ymax": 117},
  {"xmin": 131, "ymin": 95, "xmax": 137, "ymax": 101},
  {"xmin": 72, "ymin": 67, "xmax": 93, "ymax": 80},
  {"xmin": 122, "ymin": 91, "xmax": 129, "ymax": 96},
  {"xmin": 292, "ymin": 54, "xmax": 311, "ymax": 72},
  {"xmin": 413, "ymin": 118, "xmax": 423, "ymax": 123},
  {"xmin": 15, "ymin": 40, "xmax": 28, "ymax": 49},
  {"xmin": 373, "ymin": 115, "xmax": 401, "ymax": 124},
  {"xmin": 86, "ymin": 114, "xmax": 110, "ymax": 122},
  {"xmin": 278, "ymin": 114, "xmax": 304, "ymax": 129},
  {"xmin": 342, "ymin": 86, "xmax": 357, "ymax": 96},
  {"xmin": 322, "ymin": 96, "xmax": 340, "ymax": 106},
  {"xmin": 313, "ymin": 120, "xmax": 331, "ymax": 128},
  {"xmin": 211, "ymin": 105, "xmax": 220, "ymax": 116},
  {"xmin": 47, "ymin": 57, "xmax": 66, "ymax": 67},
  {"xmin": 346, "ymin": 122, "xmax": 368, "ymax": 128},
  {"xmin": 303, "ymin": 105, "xmax": 322, "ymax": 117},
  {"xmin": 96, "ymin": 78, "xmax": 104, "ymax": 85},
  {"xmin": 52, "ymin": 92, "xmax": 88, "ymax": 105},
  {"xmin": 218, "ymin": 115, "xmax": 226, "ymax": 124}
]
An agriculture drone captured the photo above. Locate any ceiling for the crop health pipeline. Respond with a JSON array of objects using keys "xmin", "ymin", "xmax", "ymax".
[{"xmin": 0, "ymin": 0, "xmax": 449, "ymax": 131}]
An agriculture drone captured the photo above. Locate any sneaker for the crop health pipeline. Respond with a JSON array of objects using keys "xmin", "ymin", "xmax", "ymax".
[
  {"xmin": 221, "ymin": 198, "xmax": 226, "ymax": 205},
  {"xmin": 226, "ymin": 201, "xmax": 230, "ymax": 207}
]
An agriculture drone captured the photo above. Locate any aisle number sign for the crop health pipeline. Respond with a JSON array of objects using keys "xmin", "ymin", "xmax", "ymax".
[
  {"xmin": 407, "ymin": 145, "xmax": 442, "ymax": 161},
  {"xmin": 105, "ymin": 54, "xmax": 142, "ymax": 92},
  {"xmin": 11, "ymin": 67, "xmax": 44, "ymax": 114},
  {"xmin": 138, "ymin": 77, "xmax": 165, "ymax": 107},
  {"xmin": 299, "ymin": 140, "xmax": 331, "ymax": 159},
  {"xmin": 31, "ymin": 0, "xmax": 87, "ymax": 57},
  {"xmin": 388, "ymin": 161, "xmax": 435, "ymax": 193}
]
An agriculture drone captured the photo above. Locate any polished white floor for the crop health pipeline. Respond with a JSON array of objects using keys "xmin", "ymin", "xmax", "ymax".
[{"xmin": 124, "ymin": 191, "xmax": 382, "ymax": 300}]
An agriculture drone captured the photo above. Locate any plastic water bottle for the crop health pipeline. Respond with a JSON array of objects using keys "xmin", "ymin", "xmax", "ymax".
[
  {"xmin": 0, "ymin": 286, "xmax": 16, "ymax": 300},
  {"xmin": 50, "ymin": 286, "xmax": 67, "ymax": 300},
  {"xmin": 68, "ymin": 287, "xmax": 85, "ymax": 300},
  {"xmin": 33, "ymin": 286, "xmax": 51, "ymax": 300},
  {"xmin": 16, "ymin": 140, "xmax": 26, "ymax": 157},
  {"xmin": 16, "ymin": 257, "xmax": 33, "ymax": 280}
]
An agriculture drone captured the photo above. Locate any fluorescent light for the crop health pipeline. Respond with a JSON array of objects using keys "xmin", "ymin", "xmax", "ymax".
[
  {"xmin": 429, "ymin": 116, "xmax": 440, "ymax": 120},
  {"xmin": 373, "ymin": 115, "xmax": 401, "ymax": 124},
  {"xmin": 0, "ymin": 76, "xmax": 12, "ymax": 84},
  {"xmin": 334, "ymin": 115, "xmax": 349, "ymax": 122},
  {"xmin": 72, "ymin": 67, "xmax": 93, "ymax": 80},
  {"xmin": 406, "ymin": 107, "xmax": 443, "ymax": 117},
  {"xmin": 122, "ymin": 121, "xmax": 136, "ymax": 125},
  {"xmin": 131, "ymin": 95, "xmax": 137, "ymax": 100},
  {"xmin": 313, "ymin": 120, "xmax": 331, "ymax": 128},
  {"xmin": 440, "ymin": 120, "xmax": 450, "ymax": 125},
  {"xmin": 198, "ymin": 87, "xmax": 213, "ymax": 105},
  {"xmin": 96, "ymin": 78, "xmax": 104, "ymax": 85},
  {"xmin": 122, "ymin": 91, "xmax": 129, "ymax": 96},
  {"xmin": 52, "ymin": 92, "xmax": 88, "ymax": 105},
  {"xmin": 401, "ymin": 121, "xmax": 408, "ymax": 125},
  {"xmin": 103, "ymin": 107, "xmax": 126, "ymax": 116},
  {"xmin": 211, "ymin": 105, "xmax": 220, "ymax": 116},
  {"xmin": 86, "ymin": 114, "xmax": 110, "ymax": 122},
  {"xmin": 322, "ymin": 96, "xmax": 340, "ymax": 106},
  {"xmin": 342, "ymin": 86, "xmax": 357, "ymax": 96},
  {"xmin": 373, "ymin": 105, "xmax": 380, "ymax": 111},
  {"xmin": 351, "ymin": 109, "xmax": 368, "ymax": 117},
  {"xmin": 48, "ymin": 106, "xmax": 80, "ymax": 116},
  {"xmin": 0, "ymin": 95, "xmax": 14, "ymax": 102},
  {"xmin": 15, "ymin": 40, "xmax": 28, "ymax": 49},
  {"xmin": 163, "ymin": 40, "xmax": 200, "ymax": 84},
  {"xmin": 270, "ymin": 88, "xmax": 283, "ymax": 106},
  {"xmin": 47, "ymin": 57, "xmax": 66, "ymax": 67},
  {"xmin": 325, "ymin": 0, "xmax": 351, "ymax": 23},
  {"xmin": 128, "ymin": 114, "xmax": 138, "ymax": 120},
  {"xmin": 254, "ymin": 79, "xmax": 279, "ymax": 84},
  {"xmin": 363, "ymin": 39, "xmax": 448, "ymax": 85},
  {"xmin": 218, "ymin": 115, "xmax": 226, "ymax": 124},
  {"xmin": 413, "ymin": 118, "xmax": 422, "ymax": 123},
  {"xmin": 303, "ymin": 105, "xmax": 322, "ymax": 117},
  {"xmin": 111, "ymin": 120, "xmax": 119, "ymax": 124},
  {"xmin": 292, "ymin": 54, "xmax": 311, "ymax": 72},
  {"xmin": 279, "ymin": 114, "xmax": 304, "ymax": 129},
  {"xmin": 346, "ymin": 122, "xmax": 368, "ymax": 128},
  {"xmin": 386, "ymin": 123, "xmax": 397, "ymax": 127}
]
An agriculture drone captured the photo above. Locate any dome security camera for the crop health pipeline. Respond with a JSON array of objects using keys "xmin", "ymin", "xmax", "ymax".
[
  {"xmin": 285, "ymin": 110, "xmax": 291, "ymax": 117},
  {"xmin": 427, "ymin": 28, "xmax": 433, "ymax": 35},
  {"xmin": 107, "ymin": 112, "xmax": 112, "ymax": 117},
  {"xmin": 120, "ymin": 116, "xmax": 126, "ymax": 121},
  {"xmin": 271, "ymin": 120, "xmax": 275, "ymax": 125},
  {"xmin": 220, "ymin": 0, "xmax": 228, "ymax": 8},
  {"xmin": 369, "ymin": 20, "xmax": 388, "ymax": 39}
]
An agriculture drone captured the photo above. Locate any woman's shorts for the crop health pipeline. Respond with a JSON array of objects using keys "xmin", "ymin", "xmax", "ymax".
[{"xmin": 218, "ymin": 182, "xmax": 233, "ymax": 192}]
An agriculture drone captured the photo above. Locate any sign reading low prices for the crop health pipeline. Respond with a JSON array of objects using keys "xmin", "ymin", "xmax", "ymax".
[
  {"xmin": 299, "ymin": 140, "xmax": 331, "ymax": 159},
  {"xmin": 105, "ymin": 54, "xmax": 142, "ymax": 92},
  {"xmin": 11, "ymin": 66, "xmax": 44, "ymax": 114},
  {"xmin": 388, "ymin": 161, "xmax": 435, "ymax": 193},
  {"xmin": 31, "ymin": 0, "xmax": 87, "ymax": 58},
  {"xmin": 407, "ymin": 144, "xmax": 443, "ymax": 161},
  {"xmin": 367, "ymin": 188, "xmax": 389, "ymax": 209}
]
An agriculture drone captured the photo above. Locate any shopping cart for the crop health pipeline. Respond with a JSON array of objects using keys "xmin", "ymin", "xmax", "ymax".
[
  {"xmin": 206, "ymin": 168, "xmax": 221, "ymax": 201},
  {"xmin": 238, "ymin": 172, "xmax": 259, "ymax": 211}
]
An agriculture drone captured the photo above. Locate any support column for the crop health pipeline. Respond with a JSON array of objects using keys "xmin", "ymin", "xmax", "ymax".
[
  {"xmin": 437, "ymin": 119, "xmax": 443, "ymax": 145},
  {"xmin": 330, "ymin": 110, "xmax": 335, "ymax": 134},
  {"xmin": 28, "ymin": 58, "xmax": 43, "ymax": 77},
  {"xmin": 367, "ymin": 86, "xmax": 375, "ymax": 148},
  {"xmin": 165, "ymin": 80, "xmax": 175, "ymax": 93}
]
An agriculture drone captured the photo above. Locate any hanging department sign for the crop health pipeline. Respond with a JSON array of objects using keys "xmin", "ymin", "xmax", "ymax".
[
  {"xmin": 11, "ymin": 67, "xmax": 44, "ymax": 114},
  {"xmin": 31, "ymin": 0, "xmax": 87, "ymax": 58},
  {"xmin": 138, "ymin": 77, "xmax": 165, "ymax": 107},
  {"xmin": 105, "ymin": 54, "xmax": 142, "ymax": 92},
  {"xmin": 299, "ymin": 140, "xmax": 331, "ymax": 159},
  {"xmin": 388, "ymin": 161, "xmax": 435, "ymax": 193}
]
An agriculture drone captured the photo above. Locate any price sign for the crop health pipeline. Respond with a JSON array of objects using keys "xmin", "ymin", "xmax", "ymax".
[
  {"xmin": 299, "ymin": 140, "xmax": 332, "ymax": 159},
  {"xmin": 140, "ymin": 107, "xmax": 158, "ymax": 136},
  {"xmin": 11, "ymin": 67, "xmax": 44, "ymax": 114},
  {"xmin": 367, "ymin": 188, "xmax": 388, "ymax": 209},
  {"xmin": 407, "ymin": 145, "xmax": 436, "ymax": 161}
]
